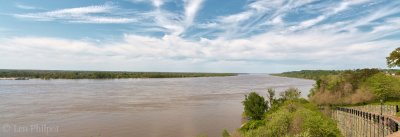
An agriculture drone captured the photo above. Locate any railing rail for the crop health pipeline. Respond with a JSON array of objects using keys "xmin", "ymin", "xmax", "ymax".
[{"xmin": 332, "ymin": 105, "xmax": 399, "ymax": 137}]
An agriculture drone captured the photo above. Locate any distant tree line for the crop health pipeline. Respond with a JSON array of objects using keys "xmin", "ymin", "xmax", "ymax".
[
  {"xmin": 271, "ymin": 70, "xmax": 341, "ymax": 80},
  {"xmin": 0, "ymin": 69, "xmax": 237, "ymax": 79}
]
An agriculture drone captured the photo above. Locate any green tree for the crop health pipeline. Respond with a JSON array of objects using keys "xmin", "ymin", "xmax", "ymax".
[
  {"xmin": 387, "ymin": 47, "xmax": 400, "ymax": 68},
  {"xmin": 364, "ymin": 73, "xmax": 400, "ymax": 100},
  {"xmin": 242, "ymin": 92, "xmax": 268, "ymax": 120},
  {"xmin": 266, "ymin": 88, "xmax": 276, "ymax": 107},
  {"xmin": 280, "ymin": 88, "xmax": 301, "ymax": 100}
]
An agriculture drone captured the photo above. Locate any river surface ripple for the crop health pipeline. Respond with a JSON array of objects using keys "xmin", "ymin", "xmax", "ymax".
[{"xmin": 0, "ymin": 74, "xmax": 314, "ymax": 137}]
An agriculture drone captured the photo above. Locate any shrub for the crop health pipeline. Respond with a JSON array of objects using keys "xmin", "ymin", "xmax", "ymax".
[
  {"xmin": 344, "ymin": 88, "xmax": 375, "ymax": 104},
  {"xmin": 308, "ymin": 69, "xmax": 398, "ymax": 105},
  {"xmin": 242, "ymin": 92, "xmax": 268, "ymax": 120},
  {"xmin": 241, "ymin": 100, "xmax": 342, "ymax": 137},
  {"xmin": 280, "ymin": 88, "xmax": 301, "ymax": 100},
  {"xmin": 266, "ymin": 88, "xmax": 276, "ymax": 107},
  {"xmin": 240, "ymin": 120, "xmax": 265, "ymax": 132}
]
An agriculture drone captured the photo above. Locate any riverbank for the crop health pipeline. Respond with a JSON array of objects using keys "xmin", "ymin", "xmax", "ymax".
[
  {"xmin": 0, "ymin": 69, "xmax": 237, "ymax": 79},
  {"xmin": 266, "ymin": 69, "xmax": 400, "ymax": 137}
]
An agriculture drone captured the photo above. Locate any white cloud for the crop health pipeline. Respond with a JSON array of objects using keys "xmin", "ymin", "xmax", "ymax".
[
  {"xmin": 1, "ymin": 22, "xmax": 399, "ymax": 72},
  {"xmin": 14, "ymin": 4, "xmax": 137, "ymax": 24},
  {"xmin": 208, "ymin": 0, "xmax": 318, "ymax": 38},
  {"xmin": 4, "ymin": 0, "xmax": 400, "ymax": 72},
  {"xmin": 134, "ymin": 0, "xmax": 204, "ymax": 36},
  {"xmin": 183, "ymin": 0, "xmax": 204, "ymax": 27},
  {"xmin": 152, "ymin": 0, "xmax": 164, "ymax": 8},
  {"xmin": 15, "ymin": 3, "xmax": 40, "ymax": 10},
  {"xmin": 288, "ymin": 0, "xmax": 371, "ymax": 32},
  {"xmin": 131, "ymin": 0, "xmax": 165, "ymax": 8},
  {"xmin": 219, "ymin": 11, "xmax": 253, "ymax": 24}
]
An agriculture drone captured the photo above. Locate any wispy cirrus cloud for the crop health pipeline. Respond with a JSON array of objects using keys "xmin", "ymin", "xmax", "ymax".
[
  {"xmin": 1, "ymin": 17, "xmax": 399, "ymax": 72},
  {"xmin": 2, "ymin": 0, "xmax": 400, "ymax": 72},
  {"xmin": 15, "ymin": 3, "xmax": 40, "ymax": 10},
  {"xmin": 13, "ymin": 4, "xmax": 137, "ymax": 24},
  {"xmin": 134, "ymin": 0, "xmax": 204, "ymax": 36},
  {"xmin": 288, "ymin": 0, "xmax": 372, "ymax": 32},
  {"xmin": 183, "ymin": 0, "xmax": 204, "ymax": 27},
  {"xmin": 131, "ymin": 0, "xmax": 166, "ymax": 8}
]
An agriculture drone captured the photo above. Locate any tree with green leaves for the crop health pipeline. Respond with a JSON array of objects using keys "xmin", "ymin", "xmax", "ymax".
[
  {"xmin": 364, "ymin": 73, "xmax": 400, "ymax": 100},
  {"xmin": 242, "ymin": 92, "xmax": 268, "ymax": 120},
  {"xmin": 266, "ymin": 88, "xmax": 276, "ymax": 107},
  {"xmin": 386, "ymin": 47, "xmax": 400, "ymax": 68}
]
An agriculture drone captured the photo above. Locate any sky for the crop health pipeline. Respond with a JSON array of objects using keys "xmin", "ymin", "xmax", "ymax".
[{"xmin": 0, "ymin": 0, "xmax": 399, "ymax": 73}]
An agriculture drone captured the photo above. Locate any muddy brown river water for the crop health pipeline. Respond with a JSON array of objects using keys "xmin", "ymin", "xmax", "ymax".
[{"xmin": 0, "ymin": 74, "xmax": 314, "ymax": 137}]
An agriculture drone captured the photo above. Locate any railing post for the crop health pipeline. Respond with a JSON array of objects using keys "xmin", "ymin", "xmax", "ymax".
[
  {"xmin": 382, "ymin": 116, "xmax": 384, "ymax": 137},
  {"xmin": 374, "ymin": 114, "xmax": 376, "ymax": 137},
  {"xmin": 370, "ymin": 113, "xmax": 372, "ymax": 137}
]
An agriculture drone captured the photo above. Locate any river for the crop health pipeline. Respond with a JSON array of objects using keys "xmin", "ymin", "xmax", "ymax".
[{"xmin": 0, "ymin": 74, "xmax": 314, "ymax": 137}]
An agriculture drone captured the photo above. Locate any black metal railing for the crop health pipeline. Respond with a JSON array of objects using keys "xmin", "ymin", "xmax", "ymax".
[{"xmin": 333, "ymin": 106, "xmax": 399, "ymax": 137}]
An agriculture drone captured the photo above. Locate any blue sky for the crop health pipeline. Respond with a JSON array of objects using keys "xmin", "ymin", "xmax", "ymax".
[{"xmin": 0, "ymin": 0, "xmax": 399, "ymax": 73}]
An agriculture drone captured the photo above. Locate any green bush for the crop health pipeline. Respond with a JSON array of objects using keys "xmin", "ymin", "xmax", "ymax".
[
  {"xmin": 242, "ymin": 92, "xmax": 268, "ymax": 120},
  {"xmin": 243, "ymin": 110, "xmax": 291, "ymax": 137},
  {"xmin": 280, "ymin": 88, "xmax": 301, "ymax": 100},
  {"xmin": 240, "ymin": 120, "xmax": 265, "ymax": 132},
  {"xmin": 241, "ymin": 100, "xmax": 342, "ymax": 137}
]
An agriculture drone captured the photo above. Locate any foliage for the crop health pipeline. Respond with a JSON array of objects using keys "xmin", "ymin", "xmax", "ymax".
[
  {"xmin": 276, "ymin": 69, "xmax": 400, "ymax": 105},
  {"xmin": 301, "ymin": 69, "xmax": 398, "ymax": 105},
  {"xmin": 0, "ymin": 69, "xmax": 236, "ymax": 79},
  {"xmin": 363, "ymin": 73, "xmax": 400, "ymax": 100},
  {"xmin": 272, "ymin": 70, "xmax": 341, "ymax": 80},
  {"xmin": 222, "ymin": 129, "xmax": 230, "ymax": 137},
  {"xmin": 386, "ymin": 47, "xmax": 400, "ymax": 68},
  {"xmin": 242, "ymin": 92, "xmax": 268, "ymax": 120},
  {"xmin": 280, "ymin": 88, "xmax": 301, "ymax": 101},
  {"xmin": 239, "ymin": 120, "xmax": 265, "ymax": 132},
  {"xmin": 341, "ymin": 69, "xmax": 381, "ymax": 90},
  {"xmin": 241, "ymin": 100, "xmax": 342, "ymax": 137},
  {"xmin": 266, "ymin": 88, "xmax": 275, "ymax": 107}
]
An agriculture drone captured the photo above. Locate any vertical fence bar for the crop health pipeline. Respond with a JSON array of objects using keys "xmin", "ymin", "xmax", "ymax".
[
  {"xmin": 374, "ymin": 114, "xmax": 376, "ymax": 137},
  {"xmin": 381, "ymin": 116, "xmax": 384, "ymax": 137},
  {"xmin": 370, "ymin": 113, "xmax": 372, "ymax": 137}
]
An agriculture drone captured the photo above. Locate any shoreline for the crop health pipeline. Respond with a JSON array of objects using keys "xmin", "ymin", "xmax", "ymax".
[{"xmin": 0, "ymin": 69, "xmax": 238, "ymax": 80}]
